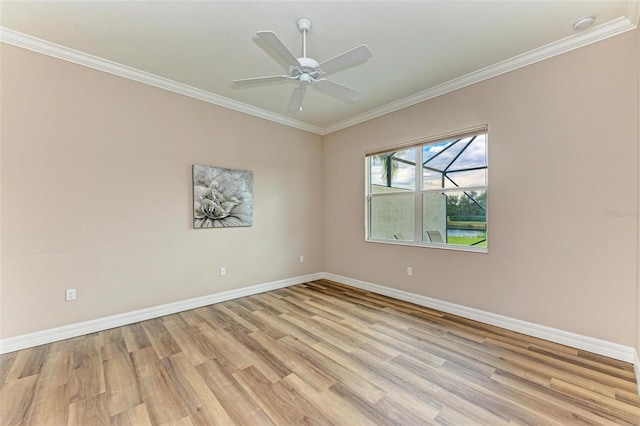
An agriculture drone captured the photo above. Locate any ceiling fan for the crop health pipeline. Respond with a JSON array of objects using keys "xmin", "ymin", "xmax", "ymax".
[{"xmin": 233, "ymin": 17, "xmax": 373, "ymax": 112}]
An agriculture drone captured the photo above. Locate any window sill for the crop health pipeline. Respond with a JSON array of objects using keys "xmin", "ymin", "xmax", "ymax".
[{"xmin": 365, "ymin": 238, "xmax": 488, "ymax": 253}]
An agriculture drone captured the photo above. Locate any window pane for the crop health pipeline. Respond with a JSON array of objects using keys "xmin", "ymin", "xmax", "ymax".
[
  {"xmin": 369, "ymin": 194, "xmax": 414, "ymax": 241},
  {"xmin": 423, "ymin": 134, "xmax": 487, "ymax": 190},
  {"xmin": 423, "ymin": 139, "xmax": 466, "ymax": 171},
  {"xmin": 370, "ymin": 150, "xmax": 415, "ymax": 192},
  {"xmin": 444, "ymin": 169, "xmax": 487, "ymax": 188},
  {"xmin": 423, "ymin": 190, "xmax": 487, "ymax": 247},
  {"xmin": 423, "ymin": 169, "xmax": 442, "ymax": 190},
  {"xmin": 452, "ymin": 134, "xmax": 486, "ymax": 170},
  {"xmin": 423, "ymin": 140, "xmax": 454, "ymax": 163},
  {"xmin": 422, "ymin": 192, "xmax": 447, "ymax": 243}
]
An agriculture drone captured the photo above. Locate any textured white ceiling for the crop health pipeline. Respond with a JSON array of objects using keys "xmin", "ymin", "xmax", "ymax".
[{"xmin": 1, "ymin": 1, "xmax": 638, "ymax": 134}]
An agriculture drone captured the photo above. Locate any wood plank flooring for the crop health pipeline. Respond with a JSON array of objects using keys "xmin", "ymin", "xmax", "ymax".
[{"xmin": 1, "ymin": 279, "xmax": 639, "ymax": 425}]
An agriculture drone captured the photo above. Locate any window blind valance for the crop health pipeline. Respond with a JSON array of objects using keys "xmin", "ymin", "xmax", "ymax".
[{"xmin": 365, "ymin": 124, "xmax": 487, "ymax": 157}]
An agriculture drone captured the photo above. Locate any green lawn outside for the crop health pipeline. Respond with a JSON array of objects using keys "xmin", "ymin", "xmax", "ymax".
[
  {"xmin": 447, "ymin": 221, "xmax": 487, "ymax": 231},
  {"xmin": 447, "ymin": 236, "xmax": 487, "ymax": 247}
]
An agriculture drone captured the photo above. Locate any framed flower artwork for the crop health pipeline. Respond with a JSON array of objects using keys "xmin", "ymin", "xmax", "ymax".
[{"xmin": 192, "ymin": 165, "xmax": 253, "ymax": 228}]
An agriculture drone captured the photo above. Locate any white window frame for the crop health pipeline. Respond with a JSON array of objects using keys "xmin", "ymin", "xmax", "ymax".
[{"xmin": 365, "ymin": 126, "xmax": 488, "ymax": 253}]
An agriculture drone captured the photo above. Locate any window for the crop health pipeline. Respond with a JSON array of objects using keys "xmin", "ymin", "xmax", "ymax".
[{"xmin": 366, "ymin": 127, "xmax": 487, "ymax": 252}]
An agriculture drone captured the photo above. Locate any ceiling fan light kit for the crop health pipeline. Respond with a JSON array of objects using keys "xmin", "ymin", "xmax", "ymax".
[{"xmin": 233, "ymin": 17, "xmax": 372, "ymax": 113}]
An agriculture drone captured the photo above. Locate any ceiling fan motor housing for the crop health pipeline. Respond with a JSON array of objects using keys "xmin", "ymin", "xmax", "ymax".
[{"xmin": 291, "ymin": 57, "xmax": 320, "ymax": 82}]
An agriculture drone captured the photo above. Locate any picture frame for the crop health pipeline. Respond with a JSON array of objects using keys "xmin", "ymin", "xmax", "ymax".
[{"xmin": 192, "ymin": 164, "xmax": 253, "ymax": 228}]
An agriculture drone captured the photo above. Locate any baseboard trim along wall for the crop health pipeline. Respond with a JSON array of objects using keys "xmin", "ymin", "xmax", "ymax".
[
  {"xmin": 1, "ymin": 271, "xmax": 637, "ymax": 370},
  {"xmin": 634, "ymin": 350, "xmax": 640, "ymax": 396},
  {"xmin": 321, "ymin": 273, "xmax": 638, "ymax": 364},
  {"xmin": 0, "ymin": 273, "xmax": 323, "ymax": 354}
]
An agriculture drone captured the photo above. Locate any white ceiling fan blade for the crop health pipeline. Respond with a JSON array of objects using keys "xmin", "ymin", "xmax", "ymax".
[
  {"xmin": 233, "ymin": 75, "xmax": 291, "ymax": 85},
  {"xmin": 316, "ymin": 79, "xmax": 362, "ymax": 102},
  {"xmin": 288, "ymin": 85, "xmax": 307, "ymax": 112},
  {"xmin": 257, "ymin": 31, "xmax": 301, "ymax": 68},
  {"xmin": 318, "ymin": 45, "xmax": 372, "ymax": 75}
]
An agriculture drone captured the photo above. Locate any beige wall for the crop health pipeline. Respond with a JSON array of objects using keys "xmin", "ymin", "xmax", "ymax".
[
  {"xmin": 1, "ymin": 29, "xmax": 639, "ymax": 350},
  {"xmin": 323, "ymin": 31, "xmax": 639, "ymax": 346},
  {"xmin": 0, "ymin": 44, "xmax": 324, "ymax": 338}
]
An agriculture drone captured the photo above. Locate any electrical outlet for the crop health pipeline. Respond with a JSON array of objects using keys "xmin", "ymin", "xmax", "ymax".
[
  {"xmin": 299, "ymin": 255, "xmax": 304, "ymax": 263},
  {"xmin": 220, "ymin": 267, "xmax": 226, "ymax": 277},
  {"xmin": 65, "ymin": 288, "xmax": 77, "ymax": 301},
  {"xmin": 407, "ymin": 267, "xmax": 413, "ymax": 276}
]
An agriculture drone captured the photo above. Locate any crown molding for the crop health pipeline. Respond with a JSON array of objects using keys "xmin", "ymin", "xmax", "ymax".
[
  {"xmin": 0, "ymin": 27, "xmax": 324, "ymax": 135},
  {"xmin": 1, "ymin": 15, "xmax": 637, "ymax": 137},
  {"xmin": 321, "ymin": 16, "xmax": 638, "ymax": 135}
]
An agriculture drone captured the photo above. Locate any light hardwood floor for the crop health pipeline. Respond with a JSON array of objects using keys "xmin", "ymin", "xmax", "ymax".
[{"xmin": 1, "ymin": 279, "xmax": 639, "ymax": 425}]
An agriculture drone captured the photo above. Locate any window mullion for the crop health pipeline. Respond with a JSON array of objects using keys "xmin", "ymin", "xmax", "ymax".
[
  {"xmin": 365, "ymin": 157, "xmax": 371, "ymax": 240},
  {"xmin": 414, "ymin": 146, "xmax": 423, "ymax": 243}
]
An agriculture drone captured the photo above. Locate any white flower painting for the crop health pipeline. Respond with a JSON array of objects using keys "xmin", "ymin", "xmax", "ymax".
[{"xmin": 193, "ymin": 165, "xmax": 253, "ymax": 228}]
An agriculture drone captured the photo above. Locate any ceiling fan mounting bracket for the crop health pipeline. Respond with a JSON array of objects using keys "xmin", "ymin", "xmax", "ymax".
[{"xmin": 297, "ymin": 18, "xmax": 312, "ymax": 33}]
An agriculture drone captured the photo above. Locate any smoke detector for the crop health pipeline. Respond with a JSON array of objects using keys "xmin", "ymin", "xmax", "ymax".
[{"xmin": 572, "ymin": 16, "xmax": 595, "ymax": 31}]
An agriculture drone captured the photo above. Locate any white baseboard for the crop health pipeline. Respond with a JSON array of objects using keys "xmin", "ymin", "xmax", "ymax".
[
  {"xmin": 0, "ymin": 273, "xmax": 322, "ymax": 354},
  {"xmin": 634, "ymin": 350, "xmax": 640, "ymax": 396},
  {"xmin": 322, "ymin": 272, "xmax": 637, "ymax": 364},
  {"xmin": 2, "ymin": 271, "xmax": 637, "ymax": 371}
]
